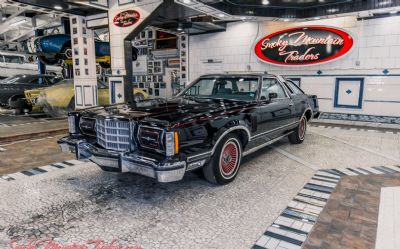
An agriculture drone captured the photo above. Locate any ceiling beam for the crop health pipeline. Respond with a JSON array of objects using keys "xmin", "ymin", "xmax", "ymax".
[
  {"xmin": 8, "ymin": 17, "xmax": 60, "ymax": 42},
  {"xmin": 0, "ymin": 9, "xmax": 25, "ymax": 35}
]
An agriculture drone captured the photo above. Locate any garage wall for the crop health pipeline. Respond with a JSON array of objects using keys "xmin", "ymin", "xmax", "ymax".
[{"xmin": 189, "ymin": 15, "xmax": 400, "ymax": 117}]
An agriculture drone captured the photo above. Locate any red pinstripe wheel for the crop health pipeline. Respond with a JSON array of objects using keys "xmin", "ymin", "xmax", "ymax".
[{"xmin": 220, "ymin": 141, "xmax": 239, "ymax": 177}]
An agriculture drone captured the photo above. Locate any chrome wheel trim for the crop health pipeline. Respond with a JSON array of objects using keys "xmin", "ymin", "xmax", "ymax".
[
  {"xmin": 299, "ymin": 116, "xmax": 307, "ymax": 140},
  {"xmin": 218, "ymin": 138, "xmax": 241, "ymax": 180}
]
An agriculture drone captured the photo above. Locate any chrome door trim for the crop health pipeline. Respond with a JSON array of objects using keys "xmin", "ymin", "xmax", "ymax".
[{"xmin": 243, "ymin": 132, "xmax": 293, "ymax": 157}]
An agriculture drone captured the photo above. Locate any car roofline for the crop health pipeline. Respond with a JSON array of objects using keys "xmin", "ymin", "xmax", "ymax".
[{"xmin": 198, "ymin": 72, "xmax": 278, "ymax": 78}]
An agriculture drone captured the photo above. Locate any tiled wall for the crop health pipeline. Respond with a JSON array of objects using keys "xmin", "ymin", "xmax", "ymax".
[{"xmin": 189, "ymin": 15, "xmax": 400, "ymax": 117}]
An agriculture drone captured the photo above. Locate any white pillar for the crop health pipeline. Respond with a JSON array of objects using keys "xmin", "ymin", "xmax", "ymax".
[
  {"xmin": 70, "ymin": 16, "xmax": 98, "ymax": 109},
  {"xmin": 107, "ymin": 0, "xmax": 163, "ymax": 104}
]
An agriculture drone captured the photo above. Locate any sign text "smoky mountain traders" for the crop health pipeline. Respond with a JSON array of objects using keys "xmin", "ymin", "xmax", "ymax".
[{"xmin": 254, "ymin": 26, "xmax": 353, "ymax": 66}]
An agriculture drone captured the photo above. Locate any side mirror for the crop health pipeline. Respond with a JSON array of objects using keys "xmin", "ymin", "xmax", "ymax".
[{"xmin": 269, "ymin": 92, "xmax": 278, "ymax": 99}]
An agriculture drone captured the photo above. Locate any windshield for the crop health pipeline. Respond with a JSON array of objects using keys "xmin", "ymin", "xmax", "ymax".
[{"xmin": 181, "ymin": 77, "xmax": 259, "ymax": 101}]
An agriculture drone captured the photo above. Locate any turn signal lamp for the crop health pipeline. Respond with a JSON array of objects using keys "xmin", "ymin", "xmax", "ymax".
[{"xmin": 165, "ymin": 131, "xmax": 179, "ymax": 156}]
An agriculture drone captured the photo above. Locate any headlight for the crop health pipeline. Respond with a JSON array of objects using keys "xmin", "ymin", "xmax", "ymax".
[
  {"xmin": 67, "ymin": 113, "xmax": 80, "ymax": 134},
  {"xmin": 165, "ymin": 131, "xmax": 179, "ymax": 156}
]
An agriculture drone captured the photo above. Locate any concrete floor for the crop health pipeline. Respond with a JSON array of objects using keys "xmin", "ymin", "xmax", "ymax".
[{"xmin": 0, "ymin": 125, "xmax": 399, "ymax": 249}]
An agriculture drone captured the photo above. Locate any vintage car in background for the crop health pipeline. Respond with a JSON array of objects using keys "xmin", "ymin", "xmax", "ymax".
[
  {"xmin": 26, "ymin": 34, "xmax": 138, "ymax": 68},
  {"xmin": 0, "ymin": 51, "xmax": 61, "ymax": 79},
  {"xmin": 0, "ymin": 74, "xmax": 63, "ymax": 110},
  {"xmin": 59, "ymin": 73, "xmax": 318, "ymax": 185},
  {"xmin": 25, "ymin": 79, "xmax": 148, "ymax": 116}
]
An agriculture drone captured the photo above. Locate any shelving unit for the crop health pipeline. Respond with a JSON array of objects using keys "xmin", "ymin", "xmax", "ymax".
[{"xmin": 132, "ymin": 28, "xmax": 187, "ymax": 99}]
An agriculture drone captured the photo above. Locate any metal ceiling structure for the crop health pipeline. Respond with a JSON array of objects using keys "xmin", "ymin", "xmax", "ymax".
[
  {"xmin": 1, "ymin": 0, "xmax": 400, "ymax": 49},
  {"xmin": 200, "ymin": 0, "xmax": 400, "ymax": 19}
]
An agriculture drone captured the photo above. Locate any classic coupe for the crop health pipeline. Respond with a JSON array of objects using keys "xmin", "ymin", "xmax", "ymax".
[
  {"xmin": 26, "ymin": 34, "xmax": 138, "ymax": 68},
  {"xmin": 59, "ymin": 73, "xmax": 318, "ymax": 185},
  {"xmin": 25, "ymin": 79, "xmax": 148, "ymax": 116},
  {"xmin": 0, "ymin": 74, "xmax": 63, "ymax": 109}
]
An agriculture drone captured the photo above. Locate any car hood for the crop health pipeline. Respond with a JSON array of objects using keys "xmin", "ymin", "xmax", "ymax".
[{"xmin": 81, "ymin": 97, "xmax": 257, "ymax": 127}]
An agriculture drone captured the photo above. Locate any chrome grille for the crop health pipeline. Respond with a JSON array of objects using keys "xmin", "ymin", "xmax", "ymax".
[{"xmin": 96, "ymin": 117, "xmax": 131, "ymax": 152}]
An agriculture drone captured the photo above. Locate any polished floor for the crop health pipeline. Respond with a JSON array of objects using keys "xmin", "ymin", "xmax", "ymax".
[{"xmin": 0, "ymin": 124, "xmax": 399, "ymax": 249}]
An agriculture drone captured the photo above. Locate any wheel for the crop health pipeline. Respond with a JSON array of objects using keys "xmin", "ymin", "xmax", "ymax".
[
  {"xmin": 134, "ymin": 93, "xmax": 144, "ymax": 102},
  {"xmin": 289, "ymin": 116, "xmax": 307, "ymax": 144},
  {"xmin": 203, "ymin": 134, "xmax": 242, "ymax": 185},
  {"xmin": 38, "ymin": 54, "xmax": 59, "ymax": 65},
  {"xmin": 64, "ymin": 48, "xmax": 73, "ymax": 59},
  {"xmin": 8, "ymin": 95, "xmax": 31, "ymax": 111}
]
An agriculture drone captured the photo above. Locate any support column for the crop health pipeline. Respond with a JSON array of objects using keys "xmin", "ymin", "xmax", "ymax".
[
  {"xmin": 35, "ymin": 29, "xmax": 45, "ymax": 83},
  {"xmin": 70, "ymin": 16, "xmax": 98, "ymax": 109},
  {"xmin": 107, "ymin": 0, "xmax": 167, "ymax": 106}
]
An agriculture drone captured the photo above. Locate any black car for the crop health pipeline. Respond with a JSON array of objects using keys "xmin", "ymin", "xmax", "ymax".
[
  {"xmin": 59, "ymin": 73, "xmax": 318, "ymax": 185},
  {"xmin": 0, "ymin": 74, "xmax": 63, "ymax": 109}
]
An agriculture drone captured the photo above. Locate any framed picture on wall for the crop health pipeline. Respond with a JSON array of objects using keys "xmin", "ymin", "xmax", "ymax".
[
  {"xmin": 139, "ymin": 83, "xmax": 144, "ymax": 88},
  {"xmin": 334, "ymin": 78, "xmax": 364, "ymax": 109},
  {"xmin": 154, "ymin": 83, "xmax": 160, "ymax": 89},
  {"xmin": 160, "ymin": 83, "xmax": 166, "ymax": 89}
]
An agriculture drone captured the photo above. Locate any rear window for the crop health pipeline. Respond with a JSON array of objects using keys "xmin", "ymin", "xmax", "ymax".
[
  {"xmin": 4, "ymin": 55, "xmax": 23, "ymax": 63},
  {"xmin": 286, "ymin": 80, "xmax": 304, "ymax": 94}
]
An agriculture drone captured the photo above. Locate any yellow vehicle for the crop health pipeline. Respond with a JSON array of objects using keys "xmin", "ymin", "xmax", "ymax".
[{"xmin": 25, "ymin": 79, "xmax": 148, "ymax": 116}]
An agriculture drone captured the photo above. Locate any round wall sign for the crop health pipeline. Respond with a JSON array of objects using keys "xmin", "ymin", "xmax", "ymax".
[
  {"xmin": 113, "ymin": 10, "xmax": 140, "ymax": 28},
  {"xmin": 254, "ymin": 26, "xmax": 353, "ymax": 66}
]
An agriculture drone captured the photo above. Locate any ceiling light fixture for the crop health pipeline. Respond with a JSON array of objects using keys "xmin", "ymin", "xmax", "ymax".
[
  {"xmin": 10, "ymin": 18, "xmax": 27, "ymax": 27},
  {"xmin": 54, "ymin": 5, "xmax": 63, "ymax": 10},
  {"xmin": 217, "ymin": 13, "xmax": 225, "ymax": 18},
  {"xmin": 1, "ymin": 17, "xmax": 6, "ymax": 21},
  {"xmin": 390, "ymin": 10, "xmax": 398, "ymax": 14},
  {"xmin": 378, "ymin": 0, "xmax": 392, "ymax": 6},
  {"xmin": 327, "ymin": 8, "xmax": 339, "ymax": 13},
  {"xmin": 183, "ymin": 0, "xmax": 191, "ymax": 4},
  {"xmin": 283, "ymin": 18, "xmax": 290, "ymax": 22},
  {"xmin": 262, "ymin": 0, "xmax": 270, "ymax": 5},
  {"xmin": 177, "ymin": 23, "xmax": 183, "ymax": 31},
  {"xmin": 314, "ymin": 17, "xmax": 321, "ymax": 20}
]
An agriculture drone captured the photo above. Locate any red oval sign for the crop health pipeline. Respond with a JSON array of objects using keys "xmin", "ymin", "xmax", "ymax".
[
  {"xmin": 254, "ymin": 26, "xmax": 353, "ymax": 66},
  {"xmin": 113, "ymin": 10, "xmax": 140, "ymax": 28}
]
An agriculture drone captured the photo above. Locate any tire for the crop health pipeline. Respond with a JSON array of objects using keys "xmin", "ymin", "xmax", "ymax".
[
  {"xmin": 8, "ymin": 96, "xmax": 31, "ymax": 112},
  {"xmin": 203, "ymin": 134, "xmax": 242, "ymax": 185},
  {"xmin": 134, "ymin": 93, "xmax": 144, "ymax": 102},
  {"xmin": 38, "ymin": 54, "xmax": 59, "ymax": 65},
  {"xmin": 289, "ymin": 116, "xmax": 307, "ymax": 144}
]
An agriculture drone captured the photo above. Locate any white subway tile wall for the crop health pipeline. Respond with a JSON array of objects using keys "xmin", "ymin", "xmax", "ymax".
[{"xmin": 189, "ymin": 16, "xmax": 400, "ymax": 117}]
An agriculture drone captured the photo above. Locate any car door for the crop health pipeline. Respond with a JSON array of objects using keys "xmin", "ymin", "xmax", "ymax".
[{"xmin": 253, "ymin": 77, "xmax": 296, "ymax": 140}]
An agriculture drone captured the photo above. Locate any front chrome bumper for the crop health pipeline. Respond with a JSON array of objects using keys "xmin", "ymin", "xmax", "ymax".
[{"xmin": 58, "ymin": 136, "xmax": 186, "ymax": 183}]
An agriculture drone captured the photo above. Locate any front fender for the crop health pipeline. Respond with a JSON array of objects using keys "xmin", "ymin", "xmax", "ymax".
[{"xmin": 211, "ymin": 118, "xmax": 252, "ymax": 154}]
